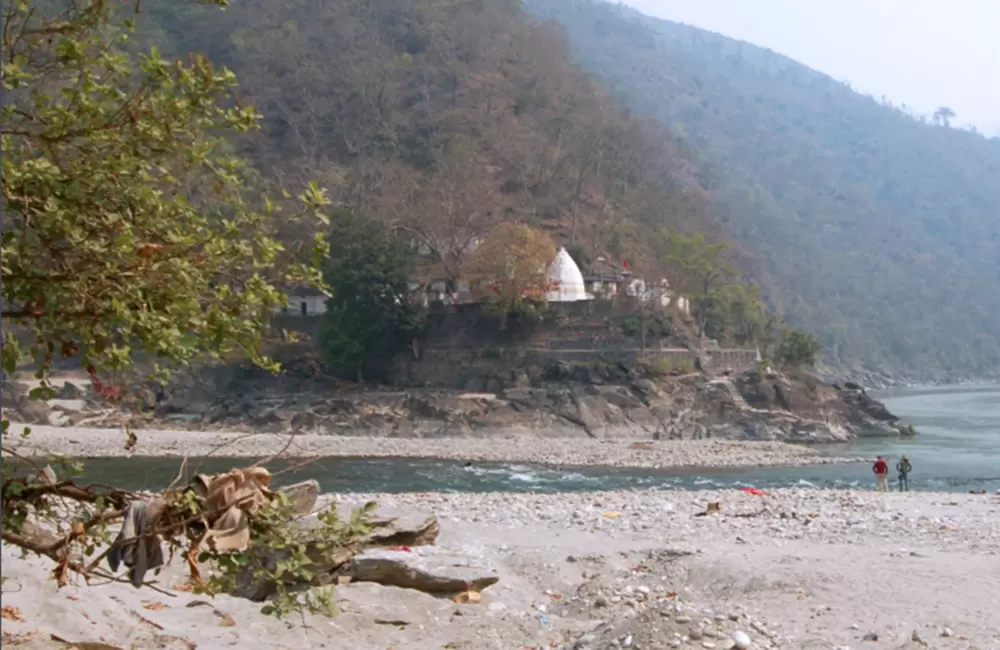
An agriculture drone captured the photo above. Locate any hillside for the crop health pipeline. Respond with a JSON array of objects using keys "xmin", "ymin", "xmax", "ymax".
[
  {"xmin": 525, "ymin": 0, "xmax": 1000, "ymax": 375},
  {"xmin": 131, "ymin": 0, "xmax": 731, "ymax": 285}
]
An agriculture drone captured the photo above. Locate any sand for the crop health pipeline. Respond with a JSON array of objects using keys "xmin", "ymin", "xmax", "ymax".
[{"xmin": 3, "ymin": 488, "xmax": 999, "ymax": 649}]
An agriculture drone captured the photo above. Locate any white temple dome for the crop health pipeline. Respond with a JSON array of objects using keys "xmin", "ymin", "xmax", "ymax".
[{"xmin": 546, "ymin": 247, "xmax": 591, "ymax": 302}]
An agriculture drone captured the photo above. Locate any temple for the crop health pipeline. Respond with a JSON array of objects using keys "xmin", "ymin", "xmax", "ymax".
[{"xmin": 546, "ymin": 247, "xmax": 592, "ymax": 302}]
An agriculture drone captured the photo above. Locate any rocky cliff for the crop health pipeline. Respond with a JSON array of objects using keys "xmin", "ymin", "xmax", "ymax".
[{"xmin": 5, "ymin": 359, "xmax": 910, "ymax": 444}]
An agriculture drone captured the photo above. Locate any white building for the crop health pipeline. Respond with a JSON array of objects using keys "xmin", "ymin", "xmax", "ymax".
[
  {"xmin": 546, "ymin": 247, "xmax": 592, "ymax": 302},
  {"xmin": 276, "ymin": 285, "xmax": 331, "ymax": 316},
  {"xmin": 625, "ymin": 277, "xmax": 691, "ymax": 315}
]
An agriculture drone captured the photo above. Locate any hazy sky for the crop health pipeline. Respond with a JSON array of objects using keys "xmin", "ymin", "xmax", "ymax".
[{"xmin": 623, "ymin": 0, "xmax": 1000, "ymax": 136}]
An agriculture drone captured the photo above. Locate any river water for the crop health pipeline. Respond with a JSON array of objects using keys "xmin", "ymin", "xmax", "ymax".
[{"xmin": 59, "ymin": 385, "xmax": 1000, "ymax": 494}]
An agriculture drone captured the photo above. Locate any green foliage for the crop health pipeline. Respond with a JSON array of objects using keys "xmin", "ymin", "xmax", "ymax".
[
  {"xmin": 526, "ymin": 0, "xmax": 1000, "ymax": 374},
  {"xmin": 0, "ymin": 1, "xmax": 354, "ymax": 618},
  {"xmin": 657, "ymin": 228, "xmax": 767, "ymax": 343},
  {"xmin": 776, "ymin": 328, "xmax": 822, "ymax": 367},
  {"xmin": 1, "ymin": 0, "xmax": 329, "ymax": 392},
  {"xmin": 203, "ymin": 496, "xmax": 377, "ymax": 619},
  {"xmin": 321, "ymin": 209, "xmax": 424, "ymax": 381},
  {"xmin": 700, "ymin": 283, "xmax": 771, "ymax": 349}
]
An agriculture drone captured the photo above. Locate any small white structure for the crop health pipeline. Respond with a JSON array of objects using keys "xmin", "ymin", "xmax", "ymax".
[
  {"xmin": 276, "ymin": 285, "xmax": 330, "ymax": 317},
  {"xmin": 546, "ymin": 247, "xmax": 592, "ymax": 302}
]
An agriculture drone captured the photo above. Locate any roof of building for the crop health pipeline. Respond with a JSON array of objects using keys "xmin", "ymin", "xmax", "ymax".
[{"xmin": 286, "ymin": 284, "xmax": 331, "ymax": 298}]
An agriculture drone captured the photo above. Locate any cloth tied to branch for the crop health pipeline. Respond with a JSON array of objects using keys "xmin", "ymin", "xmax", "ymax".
[
  {"xmin": 189, "ymin": 466, "xmax": 274, "ymax": 552},
  {"xmin": 107, "ymin": 467, "xmax": 275, "ymax": 587},
  {"xmin": 107, "ymin": 498, "xmax": 168, "ymax": 588}
]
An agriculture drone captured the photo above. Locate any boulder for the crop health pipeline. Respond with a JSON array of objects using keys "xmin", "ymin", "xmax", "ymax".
[
  {"xmin": 56, "ymin": 381, "xmax": 85, "ymax": 399},
  {"xmin": 344, "ymin": 546, "xmax": 499, "ymax": 594},
  {"xmin": 277, "ymin": 480, "xmax": 320, "ymax": 517},
  {"xmin": 2, "ymin": 385, "xmax": 51, "ymax": 425}
]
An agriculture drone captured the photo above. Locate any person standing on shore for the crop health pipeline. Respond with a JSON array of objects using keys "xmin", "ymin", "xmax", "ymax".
[
  {"xmin": 873, "ymin": 456, "xmax": 889, "ymax": 492},
  {"xmin": 896, "ymin": 455, "xmax": 912, "ymax": 492}
]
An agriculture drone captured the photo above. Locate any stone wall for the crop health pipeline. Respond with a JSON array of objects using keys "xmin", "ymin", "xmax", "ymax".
[
  {"xmin": 272, "ymin": 300, "xmax": 759, "ymax": 388},
  {"xmin": 699, "ymin": 348, "xmax": 761, "ymax": 373}
]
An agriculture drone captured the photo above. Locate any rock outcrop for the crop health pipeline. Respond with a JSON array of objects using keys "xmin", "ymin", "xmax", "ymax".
[{"xmin": 12, "ymin": 360, "xmax": 911, "ymax": 444}]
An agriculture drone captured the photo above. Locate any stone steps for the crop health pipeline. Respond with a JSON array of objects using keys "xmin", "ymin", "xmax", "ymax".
[{"xmin": 712, "ymin": 378, "xmax": 770, "ymax": 415}]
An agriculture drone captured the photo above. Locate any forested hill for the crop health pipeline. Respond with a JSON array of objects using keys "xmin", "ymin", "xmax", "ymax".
[
  {"xmin": 526, "ymin": 0, "xmax": 1000, "ymax": 375},
  {"xmin": 133, "ymin": 0, "xmax": 729, "ymax": 284}
]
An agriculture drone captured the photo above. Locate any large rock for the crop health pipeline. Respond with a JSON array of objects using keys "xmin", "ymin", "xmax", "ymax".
[
  {"xmin": 2, "ymin": 383, "xmax": 51, "ymax": 425},
  {"xmin": 364, "ymin": 511, "xmax": 441, "ymax": 547},
  {"xmin": 344, "ymin": 546, "xmax": 499, "ymax": 594},
  {"xmin": 55, "ymin": 381, "xmax": 86, "ymax": 399}
]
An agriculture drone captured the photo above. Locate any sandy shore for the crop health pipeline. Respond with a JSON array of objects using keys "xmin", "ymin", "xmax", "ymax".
[
  {"xmin": 5, "ymin": 424, "xmax": 865, "ymax": 469},
  {"xmin": 2, "ymin": 488, "xmax": 999, "ymax": 649}
]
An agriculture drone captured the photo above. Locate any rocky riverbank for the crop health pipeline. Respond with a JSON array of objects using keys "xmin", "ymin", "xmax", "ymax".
[
  {"xmin": 3, "ymin": 488, "xmax": 998, "ymax": 649},
  {"xmin": 4, "ymin": 361, "xmax": 911, "ymax": 445},
  {"xmin": 818, "ymin": 362, "xmax": 1000, "ymax": 391},
  {"xmin": 6, "ymin": 424, "xmax": 863, "ymax": 468}
]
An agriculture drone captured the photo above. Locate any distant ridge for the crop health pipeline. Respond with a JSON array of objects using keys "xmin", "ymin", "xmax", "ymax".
[{"xmin": 526, "ymin": 0, "xmax": 1000, "ymax": 375}]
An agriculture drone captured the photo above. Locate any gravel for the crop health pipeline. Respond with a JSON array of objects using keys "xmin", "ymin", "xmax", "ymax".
[{"xmin": 8, "ymin": 424, "xmax": 865, "ymax": 469}]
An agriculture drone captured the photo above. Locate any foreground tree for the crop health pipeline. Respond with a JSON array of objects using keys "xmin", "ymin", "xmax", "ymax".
[
  {"xmin": 1, "ymin": 0, "xmax": 330, "ymax": 393},
  {"xmin": 320, "ymin": 209, "xmax": 424, "ymax": 382},
  {"xmin": 467, "ymin": 223, "xmax": 556, "ymax": 328},
  {"xmin": 0, "ymin": 0, "xmax": 372, "ymax": 615}
]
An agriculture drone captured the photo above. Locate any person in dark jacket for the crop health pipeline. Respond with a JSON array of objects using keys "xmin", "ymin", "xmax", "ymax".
[
  {"xmin": 896, "ymin": 455, "xmax": 912, "ymax": 492},
  {"xmin": 873, "ymin": 456, "xmax": 889, "ymax": 492}
]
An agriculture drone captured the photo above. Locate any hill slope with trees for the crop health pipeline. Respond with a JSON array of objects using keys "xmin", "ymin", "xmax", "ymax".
[
  {"xmin": 113, "ymin": 0, "xmax": 797, "ymax": 379},
  {"xmin": 134, "ymin": 0, "xmax": 732, "ymax": 285},
  {"xmin": 526, "ymin": 0, "xmax": 1000, "ymax": 375}
]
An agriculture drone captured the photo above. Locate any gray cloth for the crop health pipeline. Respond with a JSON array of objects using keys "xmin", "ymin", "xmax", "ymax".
[{"xmin": 107, "ymin": 498, "xmax": 167, "ymax": 587}]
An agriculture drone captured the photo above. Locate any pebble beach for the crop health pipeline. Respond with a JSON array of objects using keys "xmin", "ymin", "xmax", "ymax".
[
  {"xmin": 7, "ymin": 424, "xmax": 863, "ymax": 469},
  {"xmin": 3, "ymin": 487, "xmax": 999, "ymax": 649}
]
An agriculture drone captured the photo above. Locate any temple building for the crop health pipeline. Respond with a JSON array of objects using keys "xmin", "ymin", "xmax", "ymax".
[{"xmin": 546, "ymin": 247, "xmax": 592, "ymax": 302}]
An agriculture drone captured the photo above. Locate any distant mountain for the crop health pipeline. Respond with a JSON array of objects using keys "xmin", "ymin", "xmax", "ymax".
[{"xmin": 526, "ymin": 0, "xmax": 1000, "ymax": 374}]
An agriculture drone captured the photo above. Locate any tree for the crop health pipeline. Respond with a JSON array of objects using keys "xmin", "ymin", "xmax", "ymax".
[
  {"xmin": 0, "ymin": 0, "xmax": 354, "ymax": 613},
  {"xmin": 379, "ymin": 142, "xmax": 500, "ymax": 293},
  {"xmin": 776, "ymin": 327, "xmax": 822, "ymax": 367},
  {"xmin": 320, "ymin": 209, "xmax": 424, "ymax": 382},
  {"xmin": 932, "ymin": 106, "xmax": 956, "ymax": 127},
  {"xmin": 467, "ymin": 223, "xmax": 556, "ymax": 327},
  {"xmin": 698, "ymin": 281, "xmax": 769, "ymax": 348},
  {"xmin": 657, "ymin": 228, "xmax": 737, "ymax": 337},
  {"xmin": 1, "ymin": 0, "xmax": 329, "ymax": 394}
]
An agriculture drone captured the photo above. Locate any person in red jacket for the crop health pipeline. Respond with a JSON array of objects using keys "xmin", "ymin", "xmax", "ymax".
[{"xmin": 872, "ymin": 456, "xmax": 889, "ymax": 492}]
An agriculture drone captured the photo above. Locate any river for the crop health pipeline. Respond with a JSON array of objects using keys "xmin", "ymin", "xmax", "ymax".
[{"xmin": 55, "ymin": 385, "xmax": 1000, "ymax": 494}]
